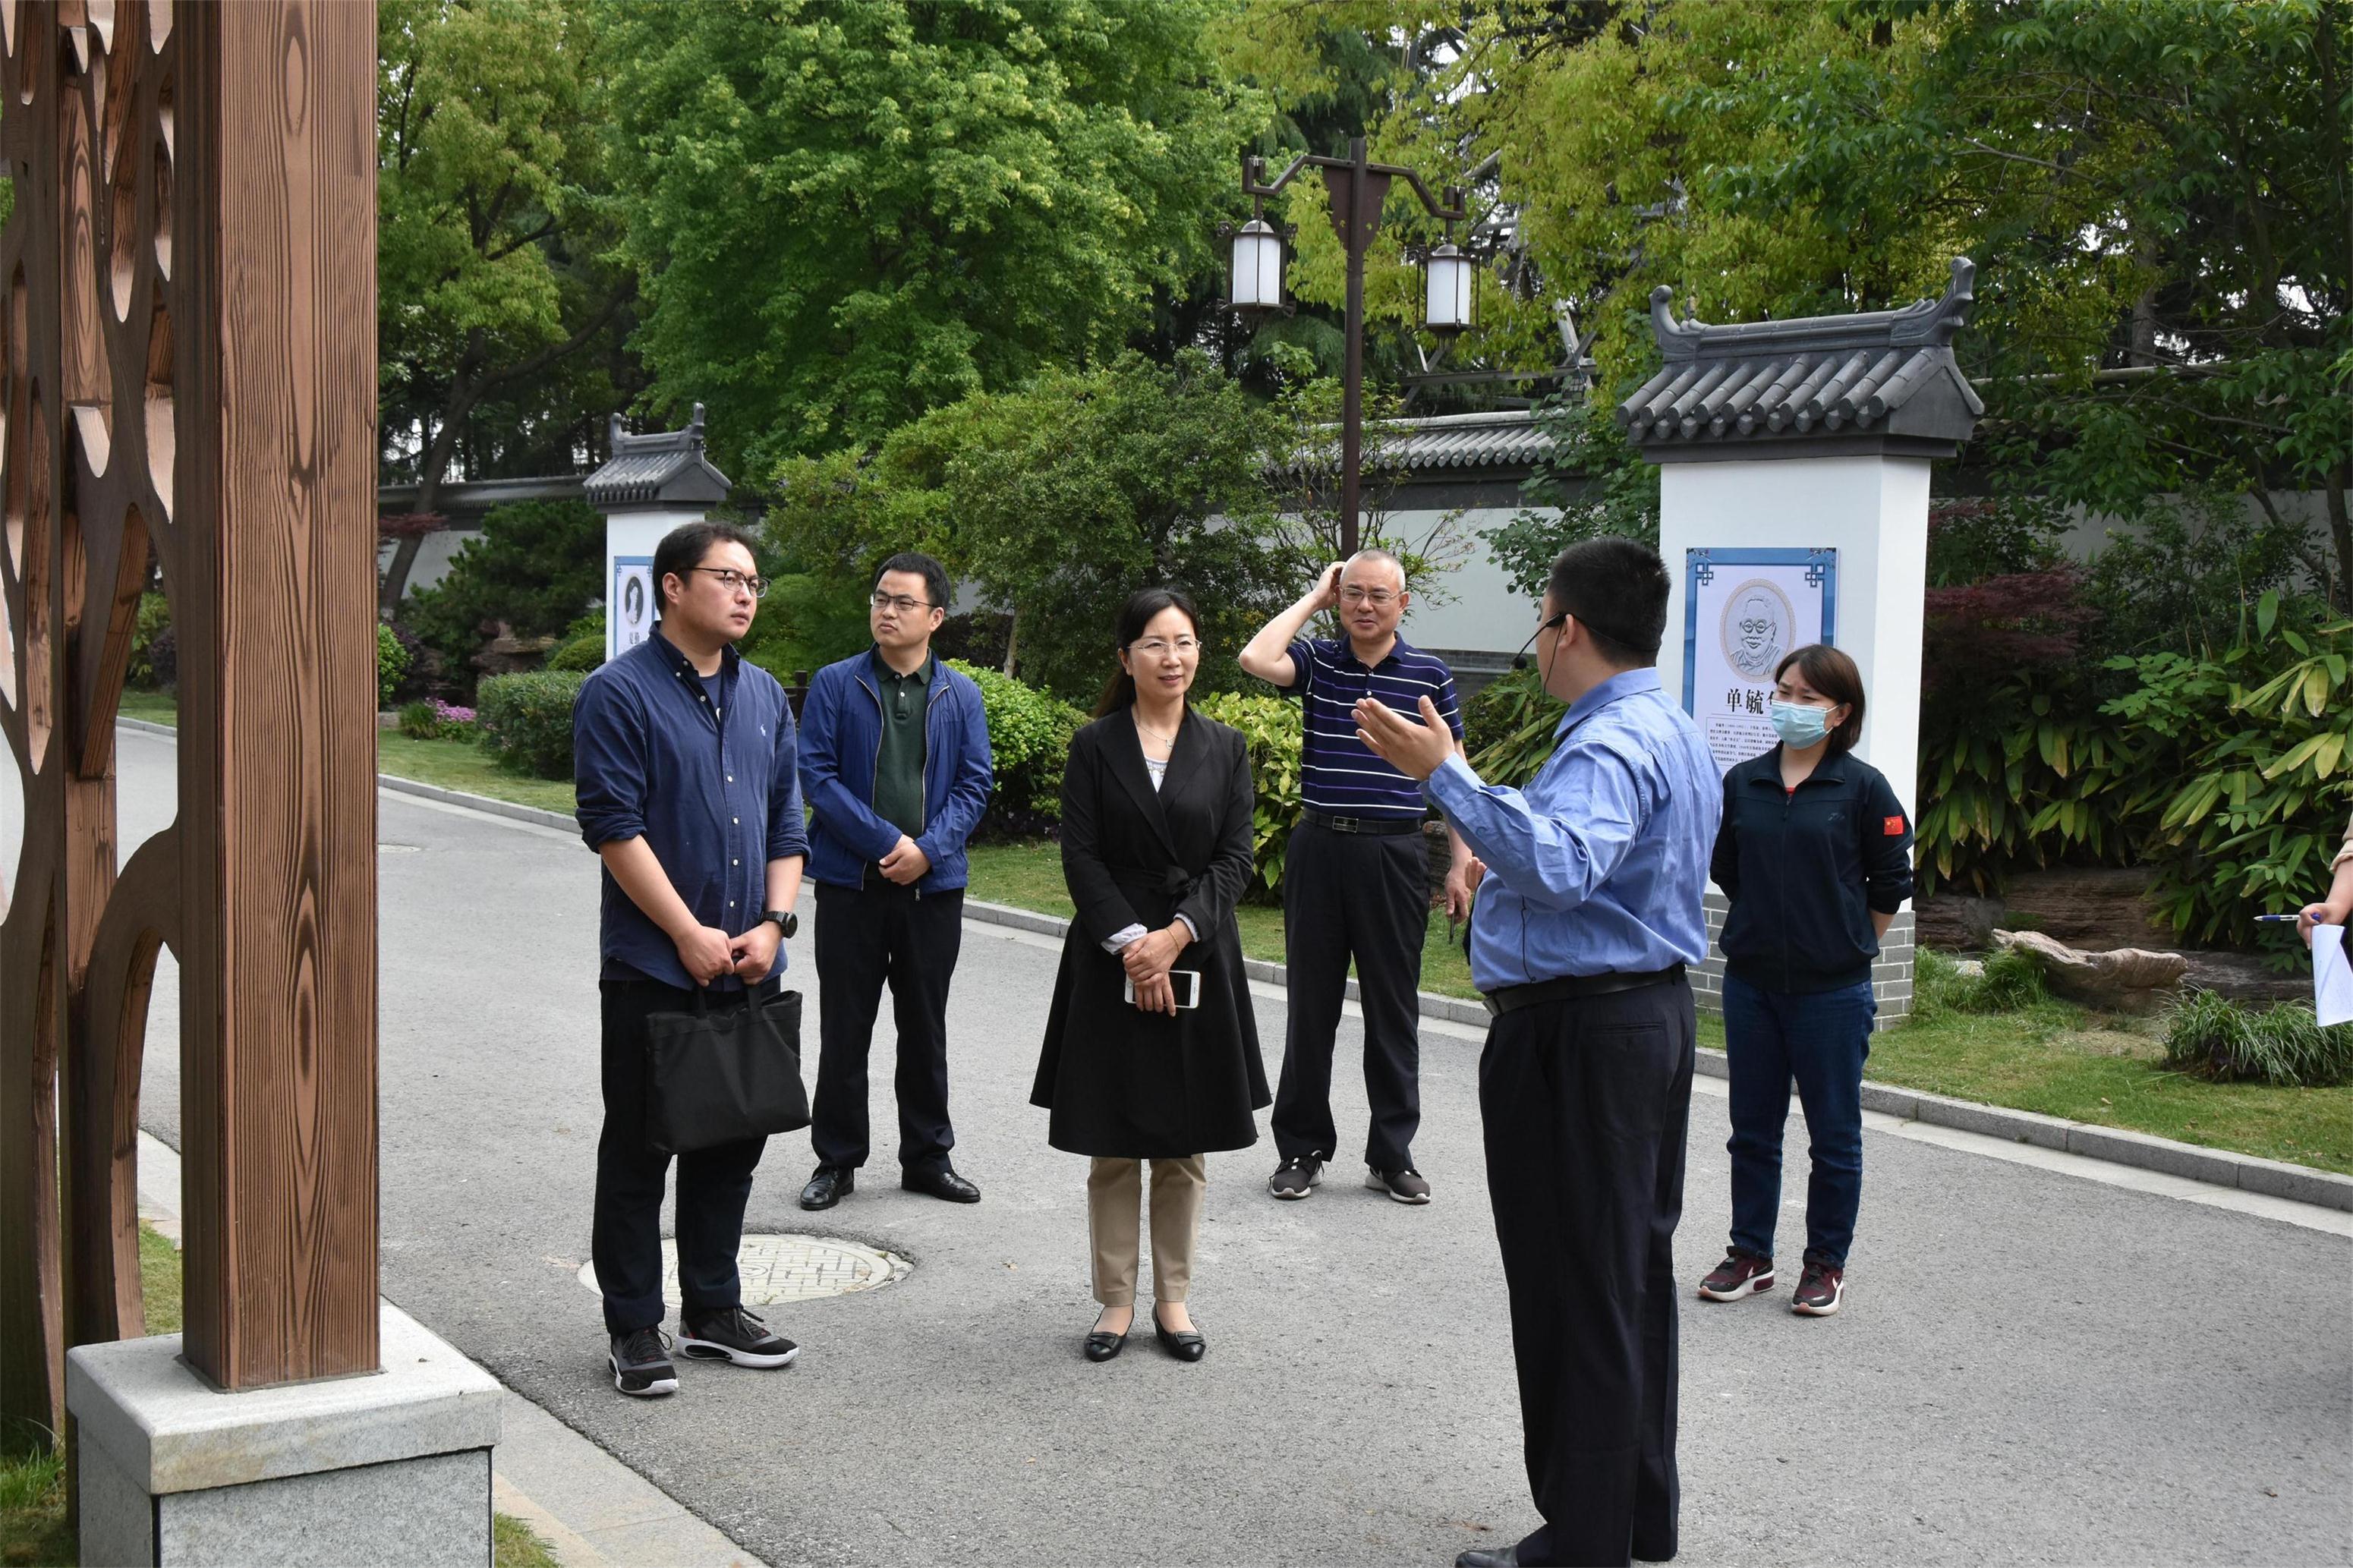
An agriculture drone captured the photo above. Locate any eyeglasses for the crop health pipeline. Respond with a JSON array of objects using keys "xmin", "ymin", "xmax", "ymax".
[
  {"xmin": 1129, "ymin": 637, "xmax": 1202, "ymax": 657},
  {"xmin": 871, "ymin": 592, "xmax": 937, "ymax": 615},
  {"xmin": 690, "ymin": 568, "xmax": 769, "ymax": 598},
  {"xmin": 1338, "ymin": 587, "xmax": 1398, "ymax": 606}
]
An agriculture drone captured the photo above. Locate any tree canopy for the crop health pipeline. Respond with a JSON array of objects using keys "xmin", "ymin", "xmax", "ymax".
[
  {"xmin": 378, "ymin": 0, "xmax": 636, "ymax": 519},
  {"xmin": 768, "ymin": 350, "xmax": 1292, "ymax": 701},
  {"xmin": 605, "ymin": 0, "xmax": 1266, "ymax": 479},
  {"xmin": 1384, "ymin": 0, "xmax": 2351, "ymax": 608}
]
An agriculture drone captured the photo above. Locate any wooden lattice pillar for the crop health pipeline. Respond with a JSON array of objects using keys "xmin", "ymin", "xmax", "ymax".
[{"xmin": 0, "ymin": 0, "xmax": 377, "ymax": 1447}]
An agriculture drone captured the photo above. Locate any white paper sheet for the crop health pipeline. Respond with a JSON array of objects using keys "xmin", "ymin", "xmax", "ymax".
[{"xmin": 2314, "ymin": 923, "xmax": 2353, "ymax": 1029}]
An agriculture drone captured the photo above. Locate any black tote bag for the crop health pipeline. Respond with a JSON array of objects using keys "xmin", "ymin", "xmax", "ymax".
[{"xmin": 644, "ymin": 984, "xmax": 810, "ymax": 1154}]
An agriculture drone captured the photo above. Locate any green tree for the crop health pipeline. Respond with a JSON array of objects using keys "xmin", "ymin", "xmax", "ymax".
[
  {"xmin": 606, "ymin": 0, "xmax": 1265, "ymax": 478},
  {"xmin": 404, "ymin": 499, "xmax": 606, "ymax": 697},
  {"xmin": 769, "ymin": 351, "xmax": 1292, "ymax": 702},
  {"xmin": 1426, "ymin": 0, "xmax": 2353, "ymax": 606},
  {"xmin": 379, "ymin": 0, "xmax": 637, "ymax": 606}
]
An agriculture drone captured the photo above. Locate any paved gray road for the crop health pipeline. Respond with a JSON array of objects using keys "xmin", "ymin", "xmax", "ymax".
[{"xmin": 76, "ymin": 729, "xmax": 2353, "ymax": 1566}]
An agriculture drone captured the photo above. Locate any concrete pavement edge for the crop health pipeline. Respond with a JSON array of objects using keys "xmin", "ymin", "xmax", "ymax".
[
  {"xmin": 134, "ymin": 1130, "xmax": 770, "ymax": 1568},
  {"xmin": 961, "ymin": 898, "xmax": 2353, "ymax": 1214}
]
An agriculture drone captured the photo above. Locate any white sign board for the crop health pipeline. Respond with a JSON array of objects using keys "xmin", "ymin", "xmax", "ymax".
[
  {"xmin": 613, "ymin": 556, "xmax": 656, "ymax": 657},
  {"xmin": 1681, "ymin": 547, "xmax": 1838, "ymax": 776}
]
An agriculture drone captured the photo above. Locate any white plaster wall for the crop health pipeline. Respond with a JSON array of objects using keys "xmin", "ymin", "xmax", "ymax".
[
  {"xmin": 1659, "ymin": 457, "xmax": 1932, "ymax": 817},
  {"xmin": 1388, "ymin": 506, "xmax": 1545, "ymax": 654}
]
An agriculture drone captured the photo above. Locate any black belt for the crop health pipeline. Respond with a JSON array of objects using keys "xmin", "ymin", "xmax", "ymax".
[
  {"xmin": 1482, "ymin": 963, "xmax": 1687, "ymax": 1015},
  {"xmin": 1302, "ymin": 810, "xmax": 1422, "ymax": 837}
]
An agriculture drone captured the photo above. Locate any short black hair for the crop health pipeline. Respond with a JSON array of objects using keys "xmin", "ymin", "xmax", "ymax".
[
  {"xmin": 875, "ymin": 552, "xmax": 951, "ymax": 612},
  {"xmin": 653, "ymin": 520, "xmax": 759, "ymax": 612},
  {"xmin": 1545, "ymin": 537, "xmax": 1669, "ymax": 666},
  {"xmin": 1773, "ymin": 643, "xmax": 1867, "ymax": 754}
]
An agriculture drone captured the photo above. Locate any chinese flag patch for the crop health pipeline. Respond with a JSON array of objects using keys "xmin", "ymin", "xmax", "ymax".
[{"xmin": 1883, "ymin": 815, "xmax": 1906, "ymax": 836}]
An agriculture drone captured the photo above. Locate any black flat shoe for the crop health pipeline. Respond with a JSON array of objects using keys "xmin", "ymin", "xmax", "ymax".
[
  {"xmin": 902, "ymin": 1166, "xmax": 981, "ymax": 1204},
  {"xmin": 1082, "ymin": 1329, "xmax": 1126, "ymax": 1362},
  {"xmin": 1151, "ymin": 1312, "xmax": 1205, "ymax": 1363},
  {"xmin": 1456, "ymin": 1548, "xmax": 1518, "ymax": 1568},
  {"xmin": 799, "ymin": 1166, "xmax": 852, "ymax": 1211}
]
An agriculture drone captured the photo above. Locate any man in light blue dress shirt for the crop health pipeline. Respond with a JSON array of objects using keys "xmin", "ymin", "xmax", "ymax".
[{"xmin": 1355, "ymin": 538, "xmax": 1721, "ymax": 1568}]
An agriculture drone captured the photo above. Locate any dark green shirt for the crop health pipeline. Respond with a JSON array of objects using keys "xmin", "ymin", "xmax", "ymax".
[{"xmin": 869, "ymin": 649, "xmax": 934, "ymax": 840}]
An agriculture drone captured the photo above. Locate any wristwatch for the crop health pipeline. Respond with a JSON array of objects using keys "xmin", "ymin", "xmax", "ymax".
[{"xmin": 762, "ymin": 910, "xmax": 798, "ymax": 939}]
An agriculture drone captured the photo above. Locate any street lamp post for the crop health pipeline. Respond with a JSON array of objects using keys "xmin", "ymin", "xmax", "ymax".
[{"xmin": 1228, "ymin": 137, "xmax": 1471, "ymax": 557}]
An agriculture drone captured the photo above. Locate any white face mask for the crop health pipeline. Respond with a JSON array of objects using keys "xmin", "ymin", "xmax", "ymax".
[{"xmin": 1769, "ymin": 701, "xmax": 1833, "ymax": 748}]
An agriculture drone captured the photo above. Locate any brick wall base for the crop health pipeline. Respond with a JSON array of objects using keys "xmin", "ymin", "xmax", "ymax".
[{"xmin": 1693, "ymin": 894, "xmax": 1914, "ymax": 1030}]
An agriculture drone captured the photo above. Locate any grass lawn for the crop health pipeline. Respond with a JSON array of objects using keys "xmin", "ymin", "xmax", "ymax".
[
  {"xmin": 964, "ymin": 839, "xmax": 1480, "ymax": 999},
  {"xmin": 0, "ymin": 1222, "xmax": 558, "ymax": 1568}
]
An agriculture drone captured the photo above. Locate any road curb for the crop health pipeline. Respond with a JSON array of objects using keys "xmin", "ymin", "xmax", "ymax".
[{"xmin": 962, "ymin": 897, "xmax": 2353, "ymax": 1214}]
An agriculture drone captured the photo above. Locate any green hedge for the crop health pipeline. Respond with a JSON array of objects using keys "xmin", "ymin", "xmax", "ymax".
[
  {"xmin": 376, "ymin": 623, "xmax": 410, "ymax": 710},
  {"xmin": 945, "ymin": 659, "xmax": 1085, "ymax": 833},
  {"xmin": 1192, "ymin": 691, "xmax": 1302, "ymax": 902},
  {"xmin": 477, "ymin": 670, "xmax": 587, "ymax": 780}
]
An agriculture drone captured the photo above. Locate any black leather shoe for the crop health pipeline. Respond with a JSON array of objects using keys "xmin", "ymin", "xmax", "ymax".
[
  {"xmin": 1151, "ymin": 1310, "xmax": 1205, "ymax": 1363},
  {"xmin": 799, "ymin": 1166, "xmax": 853, "ymax": 1211},
  {"xmin": 1082, "ymin": 1328, "xmax": 1126, "ymax": 1362},
  {"xmin": 902, "ymin": 1166, "xmax": 981, "ymax": 1204},
  {"xmin": 1455, "ymin": 1548, "xmax": 1517, "ymax": 1568}
]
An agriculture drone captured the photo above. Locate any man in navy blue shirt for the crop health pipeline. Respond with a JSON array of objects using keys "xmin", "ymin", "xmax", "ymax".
[
  {"xmin": 1357, "ymin": 538, "xmax": 1720, "ymax": 1568},
  {"xmin": 1239, "ymin": 550, "xmax": 1479, "ymax": 1206},
  {"xmin": 574, "ymin": 521, "xmax": 808, "ymax": 1400},
  {"xmin": 795, "ymin": 553, "xmax": 994, "ymax": 1213}
]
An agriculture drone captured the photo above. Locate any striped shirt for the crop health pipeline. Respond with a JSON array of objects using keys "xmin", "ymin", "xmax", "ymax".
[{"xmin": 1284, "ymin": 635, "xmax": 1464, "ymax": 820}]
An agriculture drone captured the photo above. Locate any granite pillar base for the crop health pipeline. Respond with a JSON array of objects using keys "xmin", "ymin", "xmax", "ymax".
[{"xmin": 65, "ymin": 1303, "xmax": 499, "ymax": 1567}]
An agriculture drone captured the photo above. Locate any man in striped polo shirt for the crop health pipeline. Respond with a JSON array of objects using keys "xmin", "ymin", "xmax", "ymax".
[{"xmin": 1239, "ymin": 550, "xmax": 1479, "ymax": 1205}]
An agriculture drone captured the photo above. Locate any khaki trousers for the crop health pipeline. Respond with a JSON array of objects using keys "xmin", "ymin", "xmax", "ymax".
[{"xmin": 1087, "ymin": 1155, "xmax": 1207, "ymax": 1306}]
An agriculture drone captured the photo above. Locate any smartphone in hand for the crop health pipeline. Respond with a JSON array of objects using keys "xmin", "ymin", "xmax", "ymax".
[{"xmin": 1123, "ymin": 970, "xmax": 1202, "ymax": 1009}]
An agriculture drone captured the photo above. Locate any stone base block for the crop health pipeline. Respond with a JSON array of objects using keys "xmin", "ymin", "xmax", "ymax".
[{"xmin": 67, "ymin": 1302, "xmax": 499, "ymax": 1567}]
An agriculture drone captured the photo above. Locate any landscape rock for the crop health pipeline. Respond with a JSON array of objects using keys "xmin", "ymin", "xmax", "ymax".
[{"xmin": 1992, "ymin": 928, "xmax": 2189, "ymax": 1014}]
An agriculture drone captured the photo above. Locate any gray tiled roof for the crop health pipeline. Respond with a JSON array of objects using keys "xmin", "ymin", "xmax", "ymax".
[
  {"xmin": 1378, "ymin": 410, "xmax": 1553, "ymax": 471},
  {"xmin": 584, "ymin": 404, "xmax": 732, "ymax": 508},
  {"xmin": 1616, "ymin": 258, "xmax": 1983, "ymax": 461}
]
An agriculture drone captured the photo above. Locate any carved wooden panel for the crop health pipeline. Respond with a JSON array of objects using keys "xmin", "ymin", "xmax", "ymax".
[{"xmin": 0, "ymin": 0, "xmax": 376, "ymax": 1438}]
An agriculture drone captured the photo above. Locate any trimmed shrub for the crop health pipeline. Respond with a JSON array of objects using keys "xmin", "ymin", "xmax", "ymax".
[
  {"xmin": 946, "ymin": 659, "xmax": 1084, "ymax": 836},
  {"xmin": 545, "ymin": 610, "xmax": 606, "ymax": 673},
  {"xmin": 376, "ymin": 623, "xmax": 411, "ymax": 710},
  {"xmin": 476, "ymin": 670, "xmax": 587, "ymax": 779},
  {"xmin": 1192, "ymin": 691, "xmax": 1302, "ymax": 902},
  {"xmin": 2161, "ymin": 989, "xmax": 2353, "ymax": 1088}
]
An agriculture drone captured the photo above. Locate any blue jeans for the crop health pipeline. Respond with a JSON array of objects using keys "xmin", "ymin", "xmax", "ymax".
[{"xmin": 1722, "ymin": 972, "xmax": 1874, "ymax": 1268}]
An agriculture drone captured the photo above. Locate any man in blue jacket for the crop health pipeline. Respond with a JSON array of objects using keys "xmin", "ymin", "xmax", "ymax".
[{"xmin": 798, "ymin": 553, "xmax": 994, "ymax": 1211}]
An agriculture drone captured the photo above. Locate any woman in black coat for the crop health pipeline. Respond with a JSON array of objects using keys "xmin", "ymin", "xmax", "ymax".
[{"xmin": 1032, "ymin": 588, "xmax": 1268, "ymax": 1364}]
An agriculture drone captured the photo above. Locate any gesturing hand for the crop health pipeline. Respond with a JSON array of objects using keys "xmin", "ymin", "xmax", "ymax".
[{"xmin": 1352, "ymin": 694, "xmax": 1457, "ymax": 782}]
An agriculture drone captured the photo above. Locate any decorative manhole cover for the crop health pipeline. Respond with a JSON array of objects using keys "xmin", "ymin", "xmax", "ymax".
[{"xmin": 576, "ymin": 1233, "xmax": 910, "ymax": 1307}]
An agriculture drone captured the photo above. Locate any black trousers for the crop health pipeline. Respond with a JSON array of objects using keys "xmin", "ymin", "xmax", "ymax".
[
  {"xmin": 594, "ymin": 976, "xmax": 770, "ymax": 1337},
  {"xmin": 1482, "ymin": 976, "xmax": 1693, "ymax": 1567},
  {"xmin": 809, "ymin": 880, "xmax": 964, "ymax": 1173},
  {"xmin": 1271, "ymin": 820, "xmax": 1427, "ymax": 1172}
]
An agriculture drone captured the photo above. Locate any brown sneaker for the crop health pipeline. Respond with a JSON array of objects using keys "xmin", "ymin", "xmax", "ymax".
[
  {"xmin": 1697, "ymin": 1248, "xmax": 1775, "ymax": 1302},
  {"xmin": 1792, "ymin": 1260, "xmax": 1846, "ymax": 1316}
]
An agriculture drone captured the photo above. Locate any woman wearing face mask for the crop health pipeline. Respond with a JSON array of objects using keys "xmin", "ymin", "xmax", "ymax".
[
  {"xmin": 1032, "ymin": 588, "xmax": 1268, "ymax": 1363},
  {"xmin": 1699, "ymin": 644, "xmax": 1912, "ymax": 1318}
]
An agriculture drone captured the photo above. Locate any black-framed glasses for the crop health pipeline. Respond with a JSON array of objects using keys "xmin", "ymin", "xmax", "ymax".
[
  {"xmin": 871, "ymin": 591, "xmax": 938, "ymax": 615},
  {"xmin": 691, "ymin": 567, "xmax": 770, "ymax": 599}
]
